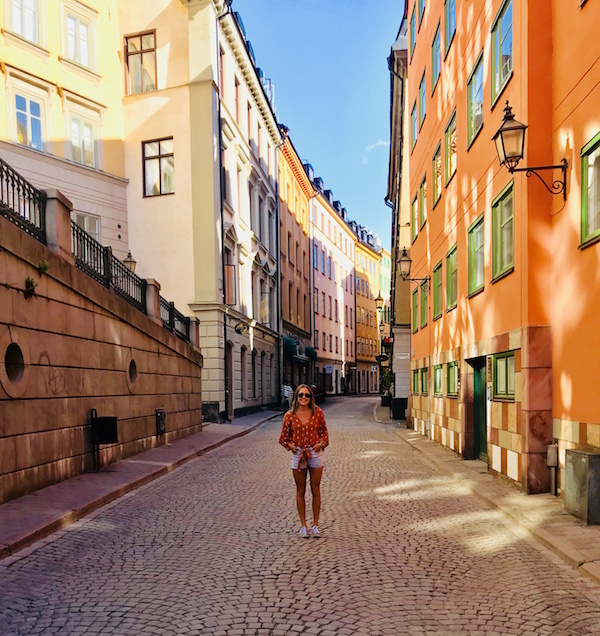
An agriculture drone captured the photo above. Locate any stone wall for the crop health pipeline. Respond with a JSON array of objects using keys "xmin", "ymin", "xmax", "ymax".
[{"xmin": 0, "ymin": 192, "xmax": 203, "ymax": 504}]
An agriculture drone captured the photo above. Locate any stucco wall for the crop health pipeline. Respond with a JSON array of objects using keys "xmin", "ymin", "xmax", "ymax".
[{"xmin": 0, "ymin": 206, "xmax": 203, "ymax": 504}]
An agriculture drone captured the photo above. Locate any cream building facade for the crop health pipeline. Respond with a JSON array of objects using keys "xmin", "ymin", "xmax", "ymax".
[
  {"xmin": 118, "ymin": 0, "xmax": 281, "ymax": 421},
  {"xmin": 0, "ymin": 0, "xmax": 129, "ymax": 257}
]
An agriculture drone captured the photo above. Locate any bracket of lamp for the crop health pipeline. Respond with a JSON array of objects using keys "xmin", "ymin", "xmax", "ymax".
[
  {"xmin": 507, "ymin": 158, "xmax": 569, "ymax": 201},
  {"xmin": 405, "ymin": 276, "xmax": 430, "ymax": 292}
]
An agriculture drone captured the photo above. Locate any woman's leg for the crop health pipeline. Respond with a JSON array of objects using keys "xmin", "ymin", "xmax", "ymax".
[
  {"xmin": 292, "ymin": 468, "xmax": 308, "ymax": 528},
  {"xmin": 309, "ymin": 467, "xmax": 324, "ymax": 527}
]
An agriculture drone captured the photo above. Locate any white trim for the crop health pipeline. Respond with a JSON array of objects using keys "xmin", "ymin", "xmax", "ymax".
[
  {"xmin": 60, "ymin": 0, "xmax": 98, "ymax": 73},
  {"xmin": 63, "ymin": 98, "xmax": 102, "ymax": 169}
]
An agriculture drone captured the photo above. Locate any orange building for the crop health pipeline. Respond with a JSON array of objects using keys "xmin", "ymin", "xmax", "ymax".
[
  {"xmin": 403, "ymin": 0, "xmax": 600, "ymax": 494},
  {"xmin": 278, "ymin": 129, "xmax": 315, "ymax": 387}
]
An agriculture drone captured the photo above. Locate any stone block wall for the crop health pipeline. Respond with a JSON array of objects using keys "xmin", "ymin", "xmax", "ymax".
[{"xmin": 0, "ymin": 195, "xmax": 203, "ymax": 504}]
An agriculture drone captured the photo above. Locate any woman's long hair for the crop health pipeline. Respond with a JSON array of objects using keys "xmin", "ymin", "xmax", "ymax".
[{"xmin": 291, "ymin": 384, "xmax": 316, "ymax": 414}]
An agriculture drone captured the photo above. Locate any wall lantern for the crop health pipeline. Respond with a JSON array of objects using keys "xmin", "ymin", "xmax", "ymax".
[
  {"xmin": 492, "ymin": 101, "xmax": 568, "ymax": 201},
  {"xmin": 398, "ymin": 247, "xmax": 430, "ymax": 291},
  {"xmin": 374, "ymin": 291, "xmax": 384, "ymax": 312},
  {"xmin": 123, "ymin": 251, "xmax": 137, "ymax": 273}
]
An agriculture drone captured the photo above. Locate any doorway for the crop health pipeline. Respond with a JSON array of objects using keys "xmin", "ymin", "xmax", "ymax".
[{"xmin": 472, "ymin": 359, "xmax": 487, "ymax": 461}]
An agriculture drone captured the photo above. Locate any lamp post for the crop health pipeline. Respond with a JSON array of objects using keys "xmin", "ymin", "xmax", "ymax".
[
  {"xmin": 374, "ymin": 291, "xmax": 385, "ymax": 394},
  {"xmin": 492, "ymin": 101, "xmax": 568, "ymax": 200}
]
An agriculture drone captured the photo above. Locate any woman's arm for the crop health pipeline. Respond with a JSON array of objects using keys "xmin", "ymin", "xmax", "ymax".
[
  {"xmin": 316, "ymin": 408, "xmax": 329, "ymax": 450},
  {"xmin": 279, "ymin": 413, "xmax": 294, "ymax": 450}
]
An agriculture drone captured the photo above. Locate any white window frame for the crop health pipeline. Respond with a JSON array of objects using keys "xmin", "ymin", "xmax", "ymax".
[
  {"xmin": 72, "ymin": 211, "xmax": 101, "ymax": 242},
  {"xmin": 6, "ymin": 0, "xmax": 43, "ymax": 47},
  {"xmin": 61, "ymin": 0, "xmax": 98, "ymax": 73},
  {"xmin": 6, "ymin": 72, "xmax": 52, "ymax": 153},
  {"xmin": 64, "ymin": 97, "xmax": 102, "ymax": 169}
]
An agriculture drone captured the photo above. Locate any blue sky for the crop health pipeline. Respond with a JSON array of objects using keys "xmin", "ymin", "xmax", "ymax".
[{"xmin": 233, "ymin": 0, "xmax": 405, "ymax": 252}]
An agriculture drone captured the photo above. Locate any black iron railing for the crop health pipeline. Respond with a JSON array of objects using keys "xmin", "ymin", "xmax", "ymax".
[
  {"xmin": 71, "ymin": 221, "xmax": 147, "ymax": 314},
  {"xmin": 160, "ymin": 296, "xmax": 191, "ymax": 342},
  {"xmin": 0, "ymin": 157, "xmax": 46, "ymax": 243}
]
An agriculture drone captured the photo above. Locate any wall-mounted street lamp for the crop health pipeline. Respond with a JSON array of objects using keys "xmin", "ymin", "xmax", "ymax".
[
  {"xmin": 492, "ymin": 101, "xmax": 568, "ymax": 201},
  {"xmin": 123, "ymin": 251, "xmax": 137, "ymax": 273},
  {"xmin": 398, "ymin": 248, "xmax": 430, "ymax": 291},
  {"xmin": 374, "ymin": 291, "xmax": 384, "ymax": 312}
]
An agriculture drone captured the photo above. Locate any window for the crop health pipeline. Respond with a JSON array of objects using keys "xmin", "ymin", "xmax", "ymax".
[
  {"xmin": 421, "ymin": 367, "xmax": 428, "ymax": 395},
  {"xmin": 335, "ymin": 337, "xmax": 338, "ymax": 353},
  {"xmin": 410, "ymin": 10, "xmax": 416, "ymax": 58},
  {"xmin": 581, "ymin": 132, "xmax": 600, "ymax": 244},
  {"xmin": 468, "ymin": 215, "xmax": 485, "ymax": 295},
  {"xmin": 418, "ymin": 73, "xmax": 426, "ymax": 128},
  {"xmin": 446, "ymin": 245, "xmax": 457, "ymax": 310},
  {"xmin": 494, "ymin": 352, "xmax": 515, "ymax": 399},
  {"xmin": 412, "ymin": 288, "xmax": 418, "ymax": 333},
  {"xmin": 15, "ymin": 93, "xmax": 43, "ymax": 151},
  {"xmin": 315, "ymin": 331, "xmax": 319, "ymax": 349},
  {"xmin": 492, "ymin": 182, "xmax": 514, "ymax": 279},
  {"xmin": 420, "ymin": 283, "xmax": 428, "ymax": 327},
  {"xmin": 434, "ymin": 365, "xmax": 443, "ymax": 396},
  {"xmin": 411, "ymin": 102, "xmax": 417, "ymax": 150},
  {"xmin": 412, "ymin": 369, "xmax": 420, "ymax": 394},
  {"xmin": 444, "ymin": 0, "xmax": 456, "ymax": 54},
  {"xmin": 143, "ymin": 138, "xmax": 174, "ymax": 196},
  {"xmin": 328, "ymin": 296, "xmax": 332, "ymax": 319},
  {"xmin": 447, "ymin": 361, "xmax": 458, "ymax": 396},
  {"xmin": 329, "ymin": 334, "xmax": 333, "ymax": 352},
  {"xmin": 70, "ymin": 115, "xmax": 95, "ymax": 167},
  {"xmin": 432, "ymin": 144, "xmax": 442, "ymax": 205},
  {"xmin": 467, "ymin": 55, "xmax": 484, "ymax": 146},
  {"xmin": 491, "ymin": 0, "xmax": 513, "ymax": 104},
  {"xmin": 432, "ymin": 25, "xmax": 441, "ymax": 90},
  {"xmin": 418, "ymin": 0, "xmax": 426, "ymax": 25},
  {"xmin": 63, "ymin": 2, "xmax": 96, "ymax": 70},
  {"xmin": 73, "ymin": 212, "xmax": 100, "ymax": 242},
  {"xmin": 445, "ymin": 111, "xmax": 457, "ymax": 183},
  {"xmin": 313, "ymin": 244, "xmax": 318, "ymax": 268},
  {"xmin": 328, "ymin": 256, "xmax": 332, "ymax": 279},
  {"xmin": 433, "ymin": 262, "xmax": 442, "ymax": 319},
  {"xmin": 321, "ymin": 250, "xmax": 325, "ymax": 273},
  {"xmin": 224, "ymin": 248, "xmax": 236, "ymax": 306},
  {"xmin": 322, "ymin": 292, "xmax": 325, "ymax": 316},
  {"xmin": 411, "ymin": 196, "xmax": 419, "ymax": 242},
  {"xmin": 314, "ymin": 288, "xmax": 319, "ymax": 313},
  {"xmin": 419, "ymin": 177, "xmax": 427, "ymax": 229},
  {"xmin": 125, "ymin": 32, "xmax": 157, "ymax": 94},
  {"xmin": 11, "ymin": 0, "xmax": 39, "ymax": 44}
]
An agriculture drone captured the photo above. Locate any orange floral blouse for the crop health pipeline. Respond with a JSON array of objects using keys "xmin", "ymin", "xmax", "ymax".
[{"xmin": 279, "ymin": 407, "xmax": 329, "ymax": 450}]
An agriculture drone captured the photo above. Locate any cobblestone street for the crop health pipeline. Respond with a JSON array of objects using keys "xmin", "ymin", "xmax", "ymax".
[{"xmin": 1, "ymin": 397, "xmax": 600, "ymax": 635}]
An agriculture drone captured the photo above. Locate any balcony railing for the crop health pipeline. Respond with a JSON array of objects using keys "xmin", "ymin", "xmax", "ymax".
[
  {"xmin": 0, "ymin": 157, "xmax": 46, "ymax": 243},
  {"xmin": 71, "ymin": 221, "xmax": 146, "ymax": 314},
  {"xmin": 160, "ymin": 295, "xmax": 191, "ymax": 343}
]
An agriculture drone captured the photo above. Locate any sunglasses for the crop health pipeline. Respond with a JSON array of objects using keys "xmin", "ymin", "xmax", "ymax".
[{"xmin": 298, "ymin": 392, "xmax": 311, "ymax": 398}]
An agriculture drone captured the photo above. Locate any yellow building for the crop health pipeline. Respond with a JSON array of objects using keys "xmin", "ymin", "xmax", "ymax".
[
  {"xmin": 0, "ymin": 0, "xmax": 128, "ymax": 256},
  {"xmin": 353, "ymin": 228, "xmax": 381, "ymax": 393},
  {"xmin": 118, "ymin": 0, "xmax": 281, "ymax": 421}
]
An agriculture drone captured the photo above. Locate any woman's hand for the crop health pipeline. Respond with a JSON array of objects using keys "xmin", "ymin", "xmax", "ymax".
[
  {"xmin": 313, "ymin": 442, "xmax": 323, "ymax": 452},
  {"xmin": 288, "ymin": 443, "xmax": 298, "ymax": 453}
]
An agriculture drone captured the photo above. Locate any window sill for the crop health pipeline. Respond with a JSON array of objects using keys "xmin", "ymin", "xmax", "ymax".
[
  {"xmin": 59, "ymin": 56, "xmax": 101, "ymax": 83},
  {"xmin": 433, "ymin": 393, "xmax": 443, "ymax": 398},
  {"xmin": 443, "ymin": 33, "xmax": 456, "ymax": 61},
  {"xmin": 433, "ymin": 313, "xmax": 442, "ymax": 322},
  {"xmin": 579, "ymin": 232, "xmax": 600, "ymax": 251},
  {"xmin": 447, "ymin": 393, "xmax": 458, "ymax": 399},
  {"xmin": 493, "ymin": 396, "xmax": 515, "ymax": 403},
  {"xmin": 445, "ymin": 170, "xmax": 457, "ymax": 188},
  {"xmin": 491, "ymin": 266, "xmax": 514, "ymax": 284},
  {"xmin": 143, "ymin": 191, "xmax": 175, "ymax": 199},
  {"xmin": 432, "ymin": 195, "xmax": 442, "ymax": 210},
  {"xmin": 2, "ymin": 30, "xmax": 50, "ymax": 60},
  {"xmin": 467, "ymin": 124, "xmax": 484, "ymax": 151},
  {"xmin": 491, "ymin": 71, "xmax": 513, "ymax": 111},
  {"xmin": 468, "ymin": 286, "xmax": 484, "ymax": 299},
  {"xmin": 431, "ymin": 77, "xmax": 440, "ymax": 97},
  {"xmin": 446, "ymin": 303, "xmax": 457, "ymax": 313}
]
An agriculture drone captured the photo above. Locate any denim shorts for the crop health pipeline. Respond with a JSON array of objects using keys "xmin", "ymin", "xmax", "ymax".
[{"xmin": 291, "ymin": 447, "xmax": 325, "ymax": 470}]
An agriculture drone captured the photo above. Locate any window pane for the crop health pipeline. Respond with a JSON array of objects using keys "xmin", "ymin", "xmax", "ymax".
[
  {"xmin": 128, "ymin": 36, "xmax": 141, "ymax": 53},
  {"xmin": 508, "ymin": 355, "xmax": 515, "ymax": 394},
  {"xmin": 67, "ymin": 15, "xmax": 76, "ymax": 60},
  {"xmin": 79, "ymin": 21, "xmax": 89, "ymax": 67},
  {"xmin": 145, "ymin": 141, "xmax": 160, "ymax": 158},
  {"xmin": 497, "ymin": 357, "xmax": 506, "ymax": 394},
  {"xmin": 587, "ymin": 147, "xmax": 600, "ymax": 235},
  {"xmin": 130, "ymin": 54, "xmax": 142, "ymax": 93},
  {"xmin": 30, "ymin": 112, "xmax": 42, "ymax": 150},
  {"xmin": 145, "ymin": 158, "xmax": 160, "ymax": 196},
  {"xmin": 160, "ymin": 138, "xmax": 173, "ymax": 154},
  {"xmin": 141, "ymin": 33, "xmax": 155, "ymax": 49},
  {"xmin": 142, "ymin": 53, "xmax": 156, "ymax": 91}
]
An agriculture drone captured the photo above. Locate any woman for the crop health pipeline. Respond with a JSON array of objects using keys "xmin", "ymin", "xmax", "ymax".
[{"xmin": 279, "ymin": 384, "xmax": 329, "ymax": 538}]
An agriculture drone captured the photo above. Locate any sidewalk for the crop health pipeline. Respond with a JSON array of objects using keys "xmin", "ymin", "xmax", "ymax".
[
  {"xmin": 0, "ymin": 410, "xmax": 281, "ymax": 561},
  {"xmin": 374, "ymin": 404, "xmax": 600, "ymax": 586}
]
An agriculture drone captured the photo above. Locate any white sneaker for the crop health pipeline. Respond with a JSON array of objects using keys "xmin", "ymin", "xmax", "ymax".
[
  {"xmin": 312, "ymin": 525, "xmax": 321, "ymax": 538},
  {"xmin": 299, "ymin": 526, "xmax": 310, "ymax": 538}
]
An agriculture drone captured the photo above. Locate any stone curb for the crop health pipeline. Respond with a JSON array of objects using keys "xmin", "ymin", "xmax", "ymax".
[
  {"xmin": 394, "ymin": 429, "xmax": 600, "ymax": 588},
  {"xmin": 0, "ymin": 414, "xmax": 279, "ymax": 562}
]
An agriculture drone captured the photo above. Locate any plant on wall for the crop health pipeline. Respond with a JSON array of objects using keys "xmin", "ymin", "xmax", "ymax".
[{"xmin": 24, "ymin": 277, "xmax": 38, "ymax": 299}]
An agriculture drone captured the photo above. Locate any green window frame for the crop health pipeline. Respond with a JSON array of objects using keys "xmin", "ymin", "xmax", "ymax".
[
  {"xmin": 410, "ymin": 10, "xmax": 417, "ymax": 59},
  {"xmin": 432, "ymin": 24, "xmax": 441, "ymax": 90},
  {"xmin": 447, "ymin": 361, "xmax": 458, "ymax": 396},
  {"xmin": 446, "ymin": 244, "xmax": 457, "ymax": 310},
  {"xmin": 581, "ymin": 131, "xmax": 600, "ymax": 245},
  {"xmin": 467, "ymin": 53, "xmax": 484, "ymax": 147},
  {"xmin": 492, "ymin": 181, "xmax": 514, "ymax": 279},
  {"xmin": 432, "ymin": 144, "xmax": 442, "ymax": 206},
  {"xmin": 418, "ymin": 0, "xmax": 426, "ymax": 26},
  {"xmin": 421, "ymin": 367, "xmax": 428, "ymax": 395},
  {"xmin": 412, "ymin": 288, "xmax": 419, "ymax": 333},
  {"xmin": 491, "ymin": 0, "xmax": 513, "ymax": 106},
  {"xmin": 444, "ymin": 0, "xmax": 456, "ymax": 55},
  {"xmin": 434, "ymin": 364, "xmax": 443, "ymax": 396},
  {"xmin": 493, "ymin": 352, "xmax": 515, "ymax": 399},
  {"xmin": 468, "ymin": 215, "xmax": 484, "ymax": 295},
  {"xmin": 412, "ymin": 369, "xmax": 420, "ymax": 394},
  {"xmin": 411, "ymin": 195, "xmax": 419, "ymax": 242},
  {"xmin": 419, "ymin": 72, "xmax": 426, "ymax": 128},
  {"xmin": 419, "ymin": 176, "xmax": 427, "ymax": 229},
  {"xmin": 420, "ymin": 282, "xmax": 428, "ymax": 327},
  {"xmin": 433, "ymin": 261, "xmax": 442, "ymax": 319},
  {"xmin": 445, "ymin": 110, "xmax": 457, "ymax": 183},
  {"xmin": 411, "ymin": 101, "xmax": 418, "ymax": 149}
]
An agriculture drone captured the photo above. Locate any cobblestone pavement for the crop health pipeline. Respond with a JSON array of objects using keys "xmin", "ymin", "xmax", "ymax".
[{"xmin": 2, "ymin": 397, "xmax": 600, "ymax": 636}]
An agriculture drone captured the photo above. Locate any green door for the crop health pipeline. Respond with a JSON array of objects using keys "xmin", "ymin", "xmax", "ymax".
[{"xmin": 473, "ymin": 363, "xmax": 487, "ymax": 461}]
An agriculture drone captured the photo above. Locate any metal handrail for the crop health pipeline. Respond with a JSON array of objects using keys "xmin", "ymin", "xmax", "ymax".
[
  {"xmin": 0, "ymin": 156, "xmax": 46, "ymax": 243},
  {"xmin": 160, "ymin": 295, "xmax": 191, "ymax": 343}
]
